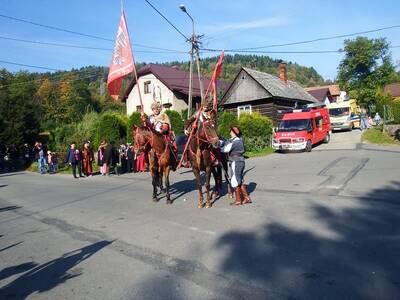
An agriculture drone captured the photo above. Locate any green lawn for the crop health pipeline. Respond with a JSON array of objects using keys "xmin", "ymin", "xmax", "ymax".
[
  {"xmin": 246, "ymin": 147, "xmax": 275, "ymax": 158},
  {"xmin": 362, "ymin": 128, "xmax": 400, "ymax": 145}
]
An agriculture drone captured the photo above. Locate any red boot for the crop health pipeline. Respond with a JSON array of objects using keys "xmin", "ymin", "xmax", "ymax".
[
  {"xmin": 230, "ymin": 186, "xmax": 242, "ymax": 206},
  {"xmin": 241, "ymin": 184, "xmax": 252, "ymax": 204}
]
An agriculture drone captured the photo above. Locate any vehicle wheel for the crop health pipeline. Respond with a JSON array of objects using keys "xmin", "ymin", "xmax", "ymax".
[
  {"xmin": 305, "ymin": 140, "xmax": 312, "ymax": 152},
  {"xmin": 324, "ymin": 133, "xmax": 331, "ymax": 144}
]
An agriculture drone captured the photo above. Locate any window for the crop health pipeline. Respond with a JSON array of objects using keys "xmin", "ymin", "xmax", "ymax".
[
  {"xmin": 315, "ymin": 116, "xmax": 323, "ymax": 128},
  {"xmin": 144, "ymin": 81, "xmax": 151, "ymax": 94},
  {"xmin": 136, "ymin": 105, "xmax": 142, "ymax": 112},
  {"xmin": 237, "ymin": 105, "xmax": 252, "ymax": 118}
]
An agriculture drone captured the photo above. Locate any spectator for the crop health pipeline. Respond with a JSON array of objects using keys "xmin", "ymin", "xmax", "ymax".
[
  {"xmin": 22, "ymin": 143, "xmax": 32, "ymax": 168},
  {"xmin": 135, "ymin": 151, "xmax": 146, "ymax": 172},
  {"xmin": 374, "ymin": 113, "xmax": 382, "ymax": 126},
  {"xmin": 103, "ymin": 141, "xmax": 116, "ymax": 176},
  {"xmin": 360, "ymin": 109, "xmax": 369, "ymax": 130},
  {"xmin": 64, "ymin": 143, "xmax": 83, "ymax": 179},
  {"xmin": 34, "ymin": 142, "xmax": 47, "ymax": 174},
  {"xmin": 126, "ymin": 143, "xmax": 134, "ymax": 173},
  {"xmin": 47, "ymin": 151, "xmax": 54, "ymax": 173},
  {"xmin": 98, "ymin": 141, "xmax": 107, "ymax": 176},
  {"xmin": 82, "ymin": 142, "xmax": 93, "ymax": 177},
  {"xmin": 52, "ymin": 152, "xmax": 59, "ymax": 173}
]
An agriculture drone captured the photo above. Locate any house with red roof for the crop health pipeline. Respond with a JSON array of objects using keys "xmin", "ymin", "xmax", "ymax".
[
  {"xmin": 122, "ymin": 64, "xmax": 228, "ymax": 115},
  {"xmin": 384, "ymin": 83, "xmax": 400, "ymax": 100}
]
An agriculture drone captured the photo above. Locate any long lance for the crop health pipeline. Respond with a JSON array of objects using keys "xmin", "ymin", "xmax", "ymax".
[{"xmin": 177, "ymin": 73, "xmax": 216, "ymax": 169}]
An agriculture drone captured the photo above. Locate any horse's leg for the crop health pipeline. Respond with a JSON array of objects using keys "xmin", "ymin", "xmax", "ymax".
[
  {"xmin": 151, "ymin": 171, "xmax": 159, "ymax": 202},
  {"xmin": 223, "ymin": 160, "xmax": 233, "ymax": 199},
  {"xmin": 205, "ymin": 166, "xmax": 212, "ymax": 208},
  {"xmin": 158, "ymin": 171, "xmax": 166, "ymax": 194},
  {"xmin": 193, "ymin": 168, "xmax": 203, "ymax": 208},
  {"xmin": 165, "ymin": 167, "xmax": 172, "ymax": 204},
  {"xmin": 212, "ymin": 165, "xmax": 222, "ymax": 198}
]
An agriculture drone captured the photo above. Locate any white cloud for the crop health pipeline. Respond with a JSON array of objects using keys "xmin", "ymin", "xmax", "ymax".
[{"xmin": 203, "ymin": 16, "xmax": 288, "ymax": 33}]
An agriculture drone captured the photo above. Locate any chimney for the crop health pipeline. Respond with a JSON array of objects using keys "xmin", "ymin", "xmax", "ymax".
[{"xmin": 278, "ymin": 61, "xmax": 287, "ymax": 83}]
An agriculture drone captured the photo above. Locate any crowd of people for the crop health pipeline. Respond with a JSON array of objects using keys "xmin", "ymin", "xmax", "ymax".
[
  {"xmin": 360, "ymin": 110, "xmax": 382, "ymax": 130},
  {"xmin": 64, "ymin": 140, "xmax": 147, "ymax": 179},
  {"xmin": 0, "ymin": 139, "xmax": 148, "ymax": 177}
]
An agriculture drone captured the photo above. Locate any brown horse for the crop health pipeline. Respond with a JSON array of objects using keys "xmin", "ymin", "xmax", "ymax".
[
  {"xmin": 185, "ymin": 112, "xmax": 222, "ymax": 208},
  {"xmin": 132, "ymin": 125, "xmax": 177, "ymax": 204}
]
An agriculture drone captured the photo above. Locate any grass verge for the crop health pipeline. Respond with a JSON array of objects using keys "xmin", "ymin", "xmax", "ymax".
[
  {"xmin": 362, "ymin": 128, "xmax": 400, "ymax": 145},
  {"xmin": 246, "ymin": 147, "xmax": 275, "ymax": 158}
]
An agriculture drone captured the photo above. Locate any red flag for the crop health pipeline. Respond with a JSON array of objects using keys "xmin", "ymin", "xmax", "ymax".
[
  {"xmin": 107, "ymin": 11, "xmax": 135, "ymax": 100},
  {"xmin": 204, "ymin": 51, "xmax": 224, "ymax": 110}
]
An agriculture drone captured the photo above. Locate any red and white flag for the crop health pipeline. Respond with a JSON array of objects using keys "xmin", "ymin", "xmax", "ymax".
[
  {"xmin": 204, "ymin": 51, "xmax": 224, "ymax": 110},
  {"xmin": 107, "ymin": 11, "xmax": 135, "ymax": 100}
]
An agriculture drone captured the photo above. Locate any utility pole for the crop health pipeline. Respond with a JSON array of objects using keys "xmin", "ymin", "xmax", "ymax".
[{"xmin": 180, "ymin": 4, "xmax": 203, "ymax": 118}]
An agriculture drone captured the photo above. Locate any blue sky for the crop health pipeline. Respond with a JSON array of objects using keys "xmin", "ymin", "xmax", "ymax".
[{"xmin": 0, "ymin": 0, "xmax": 399, "ymax": 81}]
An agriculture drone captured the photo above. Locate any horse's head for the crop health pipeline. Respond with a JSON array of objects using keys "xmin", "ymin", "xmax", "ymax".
[
  {"xmin": 198, "ymin": 111, "xmax": 219, "ymax": 149},
  {"xmin": 132, "ymin": 125, "xmax": 151, "ymax": 155}
]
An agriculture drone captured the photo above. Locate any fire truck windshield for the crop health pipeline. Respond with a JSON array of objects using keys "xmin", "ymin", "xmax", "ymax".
[
  {"xmin": 278, "ymin": 119, "xmax": 312, "ymax": 132},
  {"xmin": 329, "ymin": 107, "xmax": 350, "ymax": 116}
]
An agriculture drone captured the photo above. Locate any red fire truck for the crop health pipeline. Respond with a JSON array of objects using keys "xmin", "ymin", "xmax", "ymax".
[{"xmin": 272, "ymin": 104, "xmax": 331, "ymax": 152}]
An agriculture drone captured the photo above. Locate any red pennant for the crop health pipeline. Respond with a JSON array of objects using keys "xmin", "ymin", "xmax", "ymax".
[{"xmin": 107, "ymin": 11, "xmax": 135, "ymax": 100}]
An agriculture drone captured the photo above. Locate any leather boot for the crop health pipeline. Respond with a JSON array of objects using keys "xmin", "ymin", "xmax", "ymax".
[
  {"xmin": 241, "ymin": 184, "xmax": 252, "ymax": 204},
  {"xmin": 230, "ymin": 186, "xmax": 242, "ymax": 206}
]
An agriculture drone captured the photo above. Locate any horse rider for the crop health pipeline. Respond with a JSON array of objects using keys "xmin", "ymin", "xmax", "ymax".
[
  {"xmin": 141, "ymin": 102, "xmax": 178, "ymax": 154},
  {"xmin": 220, "ymin": 126, "xmax": 252, "ymax": 206}
]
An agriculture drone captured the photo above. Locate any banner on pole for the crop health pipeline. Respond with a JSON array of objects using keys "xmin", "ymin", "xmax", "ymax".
[{"xmin": 107, "ymin": 11, "xmax": 135, "ymax": 100}]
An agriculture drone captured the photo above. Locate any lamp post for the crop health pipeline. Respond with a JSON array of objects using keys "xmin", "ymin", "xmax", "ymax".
[{"xmin": 180, "ymin": 4, "xmax": 203, "ymax": 118}]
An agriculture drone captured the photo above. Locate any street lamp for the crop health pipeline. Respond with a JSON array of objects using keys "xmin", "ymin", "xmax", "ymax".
[{"xmin": 179, "ymin": 4, "xmax": 203, "ymax": 118}]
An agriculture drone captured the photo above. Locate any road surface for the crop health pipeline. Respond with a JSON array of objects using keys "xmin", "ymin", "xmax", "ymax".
[{"xmin": 1, "ymin": 130, "xmax": 400, "ymax": 299}]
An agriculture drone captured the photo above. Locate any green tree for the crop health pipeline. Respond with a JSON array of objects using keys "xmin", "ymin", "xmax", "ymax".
[
  {"xmin": 165, "ymin": 110, "xmax": 184, "ymax": 135},
  {"xmin": 0, "ymin": 71, "xmax": 40, "ymax": 146},
  {"xmin": 338, "ymin": 37, "xmax": 397, "ymax": 106}
]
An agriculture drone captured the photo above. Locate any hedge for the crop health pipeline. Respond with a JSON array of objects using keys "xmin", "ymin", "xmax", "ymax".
[
  {"xmin": 239, "ymin": 112, "xmax": 273, "ymax": 152},
  {"xmin": 165, "ymin": 110, "xmax": 184, "ymax": 135},
  {"xmin": 218, "ymin": 111, "xmax": 239, "ymax": 139},
  {"xmin": 95, "ymin": 113, "xmax": 127, "ymax": 147}
]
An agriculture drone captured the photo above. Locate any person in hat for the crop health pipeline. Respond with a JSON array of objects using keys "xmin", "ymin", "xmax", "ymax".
[
  {"xmin": 220, "ymin": 126, "xmax": 252, "ymax": 206},
  {"xmin": 141, "ymin": 102, "xmax": 171, "ymax": 134},
  {"xmin": 141, "ymin": 102, "xmax": 177, "ymax": 154}
]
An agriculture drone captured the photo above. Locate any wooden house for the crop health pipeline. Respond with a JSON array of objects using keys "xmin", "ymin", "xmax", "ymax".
[{"xmin": 221, "ymin": 63, "xmax": 318, "ymax": 125}]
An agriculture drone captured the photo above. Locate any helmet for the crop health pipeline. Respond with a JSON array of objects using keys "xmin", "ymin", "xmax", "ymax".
[{"xmin": 151, "ymin": 102, "xmax": 162, "ymax": 110}]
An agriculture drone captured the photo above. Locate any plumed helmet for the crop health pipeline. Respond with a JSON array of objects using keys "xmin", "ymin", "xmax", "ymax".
[{"xmin": 151, "ymin": 102, "xmax": 162, "ymax": 110}]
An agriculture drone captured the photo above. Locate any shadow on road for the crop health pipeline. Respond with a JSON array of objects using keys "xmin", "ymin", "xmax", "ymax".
[
  {"xmin": 0, "ymin": 206, "xmax": 21, "ymax": 213},
  {"xmin": 213, "ymin": 182, "xmax": 400, "ymax": 299},
  {"xmin": 0, "ymin": 241, "xmax": 23, "ymax": 253},
  {"xmin": 0, "ymin": 240, "xmax": 113, "ymax": 299}
]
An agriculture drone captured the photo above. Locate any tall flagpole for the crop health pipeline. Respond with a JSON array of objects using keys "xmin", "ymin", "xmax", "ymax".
[{"xmin": 121, "ymin": 3, "xmax": 144, "ymax": 112}]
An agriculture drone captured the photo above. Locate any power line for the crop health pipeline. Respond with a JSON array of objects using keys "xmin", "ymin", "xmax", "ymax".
[
  {"xmin": 143, "ymin": 0, "xmax": 188, "ymax": 40},
  {"xmin": 212, "ymin": 24, "xmax": 400, "ymax": 51},
  {"xmin": 202, "ymin": 48, "xmax": 343, "ymax": 54},
  {"xmin": 0, "ymin": 60, "xmax": 60, "ymax": 71},
  {"xmin": 0, "ymin": 13, "xmax": 184, "ymax": 52},
  {"xmin": 0, "ymin": 35, "xmax": 187, "ymax": 54}
]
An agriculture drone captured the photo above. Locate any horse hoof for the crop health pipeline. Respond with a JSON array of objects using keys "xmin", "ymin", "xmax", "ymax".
[
  {"xmin": 198, "ymin": 203, "xmax": 204, "ymax": 209},
  {"xmin": 153, "ymin": 198, "xmax": 158, "ymax": 202},
  {"xmin": 166, "ymin": 199, "xmax": 173, "ymax": 205},
  {"xmin": 212, "ymin": 191, "xmax": 219, "ymax": 198},
  {"xmin": 205, "ymin": 203, "xmax": 212, "ymax": 208}
]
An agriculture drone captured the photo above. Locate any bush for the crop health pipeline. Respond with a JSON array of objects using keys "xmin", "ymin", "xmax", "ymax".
[
  {"xmin": 375, "ymin": 90, "xmax": 400, "ymax": 124},
  {"xmin": 218, "ymin": 111, "xmax": 239, "ymax": 139},
  {"xmin": 95, "ymin": 112, "xmax": 127, "ymax": 147},
  {"xmin": 127, "ymin": 112, "xmax": 142, "ymax": 142},
  {"xmin": 238, "ymin": 112, "xmax": 273, "ymax": 151},
  {"xmin": 165, "ymin": 110, "xmax": 184, "ymax": 135}
]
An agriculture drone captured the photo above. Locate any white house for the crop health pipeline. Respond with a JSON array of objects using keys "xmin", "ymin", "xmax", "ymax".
[{"xmin": 122, "ymin": 64, "xmax": 227, "ymax": 116}]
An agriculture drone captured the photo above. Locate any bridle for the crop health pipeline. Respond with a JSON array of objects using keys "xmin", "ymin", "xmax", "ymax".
[{"xmin": 134, "ymin": 127, "xmax": 169, "ymax": 158}]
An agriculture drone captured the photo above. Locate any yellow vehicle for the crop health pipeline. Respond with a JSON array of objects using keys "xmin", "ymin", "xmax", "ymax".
[{"xmin": 328, "ymin": 99, "xmax": 360, "ymax": 131}]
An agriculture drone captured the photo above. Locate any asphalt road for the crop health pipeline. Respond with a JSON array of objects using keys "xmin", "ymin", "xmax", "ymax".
[{"xmin": 1, "ymin": 130, "xmax": 400, "ymax": 300}]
